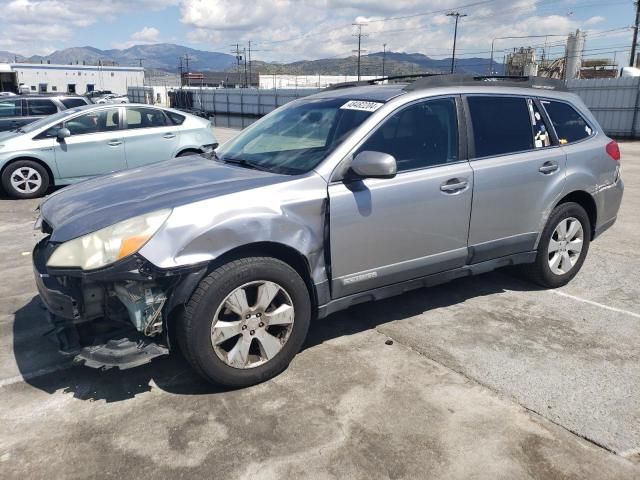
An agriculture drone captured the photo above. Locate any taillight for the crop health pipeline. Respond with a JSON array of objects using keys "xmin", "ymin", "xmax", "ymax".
[{"xmin": 606, "ymin": 141, "xmax": 620, "ymax": 161}]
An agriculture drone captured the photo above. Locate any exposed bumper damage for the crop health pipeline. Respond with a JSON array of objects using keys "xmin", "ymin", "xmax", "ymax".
[{"xmin": 33, "ymin": 236, "xmax": 206, "ymax": 369}]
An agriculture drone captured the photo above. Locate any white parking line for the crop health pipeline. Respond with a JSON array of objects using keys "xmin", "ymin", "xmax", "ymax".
[
  {"xmin": 0, "ymin": 363, "xmax": 72, "ymax": 389},
  {"xmin": 548, "ymin": 290, "xmax": 640, "ymax": 320}
]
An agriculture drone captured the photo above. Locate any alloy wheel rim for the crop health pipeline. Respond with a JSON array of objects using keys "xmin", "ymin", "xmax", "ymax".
[
  {"xmin": 548, "ymin": 216, "xmax": 584, "ymax": 276},
  {"xmin": 211, "ymin": 280, "xmax": 295, "ymax": 369},
  {"xmin": 10, "ymin": 167, "xmax": 42, "ymax": 194}
]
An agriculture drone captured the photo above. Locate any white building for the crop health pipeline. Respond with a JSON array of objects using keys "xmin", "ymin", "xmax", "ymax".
[{"xmin": 0, "ymin": 63, "xmax": 144, "ymax": 95}]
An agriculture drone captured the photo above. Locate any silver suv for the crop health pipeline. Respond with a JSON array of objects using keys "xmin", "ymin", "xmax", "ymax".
[{"xmin": 32, "ymin": 76, "xmax": 623, "ymax": 387}]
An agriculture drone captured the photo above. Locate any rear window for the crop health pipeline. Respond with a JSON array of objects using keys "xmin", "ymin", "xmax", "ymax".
[
  {"xmin": 0, "ymin": 99, "xmax": 21, "ymax": 118},
  {"xmin": 166, "ymin": 111, "xmax": 186, "ymax": 125},
  {"xmin": 542, "ymin": 100, "xmax": 593, "ymax": 144},
  {"xmin": 27, "ymin": 99, "xmax": 57, "ymax": 116},
  {"xmin": 126, "ymin": 107, "xmax": 169, "ymax": 129},
  {"xmin": 61, "ymin": 98, "xmax": 88, "ymax": 109},
  {"xmin": 467, "ymin": 96, "xmax": 534, "ymax": 158}
]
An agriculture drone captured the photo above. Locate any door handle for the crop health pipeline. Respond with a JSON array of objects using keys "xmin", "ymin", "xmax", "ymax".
[
  {"xmin": 539, "ymin": 161, "xmax": 559, "ymax": 174},
  {"xmin": 107, "ymin": 140, "xmax": 122, "ymax": 146},
  {"xmin": 163, "ymin": 133, "xmax": 176, "ymax": 139},
  {"xmin": 440, "ymin": 178, "xmax": 469, "ymax": 193}
]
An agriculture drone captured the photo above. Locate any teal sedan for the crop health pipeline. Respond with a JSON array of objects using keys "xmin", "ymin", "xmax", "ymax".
[{"xmin": 0, "ymin": 104, "xmax": 217, "ymax": 198}]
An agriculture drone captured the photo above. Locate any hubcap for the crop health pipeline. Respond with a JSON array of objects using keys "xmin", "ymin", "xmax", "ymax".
[
  {"xmin": 548, "ymin": 217, "xmax": 584, "ymax": 276},
  {"xmin": 210, "ymin": 280, "xmax": 295, "ymax": 369},
  {"xmin": 10, "ymin": 167, "xmax": 42, "ymax": 194}
]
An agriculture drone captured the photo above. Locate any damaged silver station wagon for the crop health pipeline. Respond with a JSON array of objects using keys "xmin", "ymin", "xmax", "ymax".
[{"xmin": 33, "ymin": 75, "xmax": 623, "ymax": 387}]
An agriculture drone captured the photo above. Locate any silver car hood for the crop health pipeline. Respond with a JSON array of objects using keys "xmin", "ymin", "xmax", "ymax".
[{"xmin": 40, "ymin": 157, "xmax": 291, "ymax": 242}]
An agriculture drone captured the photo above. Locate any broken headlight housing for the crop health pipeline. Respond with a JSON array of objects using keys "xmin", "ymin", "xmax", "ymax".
[{"xmin": 47, "ymin": 209, "xmax": 171, "ymax": 270}]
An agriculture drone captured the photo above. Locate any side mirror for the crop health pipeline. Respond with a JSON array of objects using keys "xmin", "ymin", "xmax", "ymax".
[
  {"xmin": 350, "ymin": 151, "xmax": 397, "ymax": 179},
  {"xmin": 56, "ymin": 128, "xmax": 71, "ymax": 141}
]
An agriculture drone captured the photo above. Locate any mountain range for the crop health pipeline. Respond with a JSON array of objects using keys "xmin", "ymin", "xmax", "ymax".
[{"xmin": 0, "ymin": 43, "xmax": 502, "ymax": 76}]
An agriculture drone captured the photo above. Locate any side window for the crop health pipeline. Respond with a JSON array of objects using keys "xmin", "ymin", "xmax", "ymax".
[
  {"xmin": 26, "ymin": 99, "xmax": 58, "ymax": 116},
  {"xmin": 64, "ymin": 108, "xmax": 120, "ymax": 135},
  {"xmin": 467, "ymin": 96, "xmax": 533, "ymax": 158},
  {"xmin": 126, "ymin": 107, "xmax": 169, "ymax": 129},
  {"xmin": 0, "ymin": 100, "xmax": 21, "ymax": 118},
  {"xmin": 356, "ymin": 97, "xmax": 458, "ymax": 172},
  {"xmin": 542, "ymin": 100, "xmax": 592, "ymax": 144},
  {"xmin": 61, "ymin": 98, "xmax": 88, "ymax": 109},
  {"xmin": 166, "ymin": 111, "xmax": 186, "ymax": 125},
  {"xmin": 528, "ymin": 99, "xmax": 552, "ymax": 148}
]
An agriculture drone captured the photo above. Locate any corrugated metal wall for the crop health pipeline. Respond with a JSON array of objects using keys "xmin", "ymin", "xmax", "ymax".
[{"xmin": 567, "ymin": 77, "xmax": 640, "ymax": 138}]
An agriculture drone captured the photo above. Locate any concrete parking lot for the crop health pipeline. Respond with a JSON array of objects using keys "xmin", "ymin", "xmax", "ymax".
[{"xmin": 0, "ymin": 133, "xmax": 638, "ymax": 479}]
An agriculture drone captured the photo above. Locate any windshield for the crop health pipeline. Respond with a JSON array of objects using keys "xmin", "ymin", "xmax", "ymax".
[
  {"xmin": 216, "ymin": 97, "xmax": 380, "ymax": 174},
  {"xmin": 20, "ymin": 107, "xmax": 87, "ymax": 133}
]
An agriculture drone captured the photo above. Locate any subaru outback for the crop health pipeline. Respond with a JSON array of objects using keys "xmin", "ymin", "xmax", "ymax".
[{"xmin": 32, "ymin": 75, "xmax": 623, "ymax": 387}]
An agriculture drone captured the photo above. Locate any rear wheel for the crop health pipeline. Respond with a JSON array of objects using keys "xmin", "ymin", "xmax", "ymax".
[
  {"xmin": 178, "ymin": 257, "xmax": 311, "ymax": 387},
  {"xmin": 522, "ymin": 202, "xmax": 590, "ymax": 288},
  {"xmin": 1, "ymin": 160, "xmax": 50, "ymax": 199}
]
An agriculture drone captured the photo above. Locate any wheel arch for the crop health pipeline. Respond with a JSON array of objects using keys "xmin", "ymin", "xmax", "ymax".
[
  {"xmin": 175, "ymin": 148, "xmax": 203, "ymax": 157},
  {"xmin": 555, "ymin": 190, "xmax": 597, "ymax": 239},
  {"xmin": 1, "ymin": 156, "xmax": 55, "ymax": 186}
]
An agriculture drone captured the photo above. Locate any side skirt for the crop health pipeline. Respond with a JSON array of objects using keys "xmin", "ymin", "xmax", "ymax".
[{"xmin": 316, "ymin": 251, "xmax": 536, "ymax": 319}]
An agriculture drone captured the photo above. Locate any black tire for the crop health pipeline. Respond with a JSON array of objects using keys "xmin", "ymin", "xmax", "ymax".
[
  {"xmin": 522, "ymin": 202, "xmax": 591, "ymax": 288},
  {"xmin": 1, "ymin": 160, "xmax": 50, "ymax": 199},
  {"xmin": 178, "ymin": 257, "xmax": 311, "ymax": 387},
  {"xmin": 176, "ymin": 150, "xmax": 201, "ymax": 158}
]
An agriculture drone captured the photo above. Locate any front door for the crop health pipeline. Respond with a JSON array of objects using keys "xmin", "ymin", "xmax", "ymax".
[
  {"xmin": 122, "ymin": 106, "xmax": 180, "ymax": 168},
  {"xmin": 328, "ymin": 97, "xmax": 473, "ymax": 298},
  {"xmin": 54, "ymin": 107, "xmax": 127, "ymax": 181},
  {"xmin": 465, "ymin": 95, "xmax": 567, "ymax": 262}
]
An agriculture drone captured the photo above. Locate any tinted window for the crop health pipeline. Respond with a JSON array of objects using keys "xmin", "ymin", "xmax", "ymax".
[
  {"xmin": 0, "ymin": 100, "xmax": 21, "ymax": 118},
  {"xmin": 26, "ymin": 99, "xmax": 57, "ymax": 116},
  {"xmin": 65, "ymin": 108, "xmax": 120, "ymax": 135},
  {"xmin": 542, "ymin": 100, "xmax": 592, "ymax": 144},
  {"xmin": 166, "ymin": 111, "xmax": 186, "ymax": 125},
  {"xmin": 468, "ymin": 96, "xmax": 533, "ymax": 158},
  {"xmin": 61, "ymin": 98, "xmax": 88, "ymax": 109},
  {"xmin": 126, "ymin": 107, "xmax": 168, "ymax": 129},
  {"xmin": 357, "ymin": 97, "xmax": 458, "ymax": 172}
]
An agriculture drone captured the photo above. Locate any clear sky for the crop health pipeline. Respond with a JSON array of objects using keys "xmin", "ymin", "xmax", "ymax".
[{"xmin": 0, "ymin": 0, "xmax": 636, "ymax": 67}]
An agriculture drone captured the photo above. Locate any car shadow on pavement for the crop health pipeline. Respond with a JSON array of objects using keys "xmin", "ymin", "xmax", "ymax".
[{"xmin": 13, "ymin": 269, "xmax": 543, "ymax": 403}]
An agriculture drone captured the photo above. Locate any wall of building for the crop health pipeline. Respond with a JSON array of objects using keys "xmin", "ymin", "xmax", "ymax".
[
  {"xmin": 259, "ymin": 74, "xmax": 378, "ymax": 89},
  {"xmin": 6, "ymin": 63, "xmax": 144, "ymax": 95}
]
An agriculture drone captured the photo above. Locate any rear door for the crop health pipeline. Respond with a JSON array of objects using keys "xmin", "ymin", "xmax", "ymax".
[
  {"xmin": 122, "ymin": 106, "xmax": 179, "ymax": 168},
  {"xmin": 465, "ymin": 95, "xmax": 566, "ymax": 262},
  {"xmin": 0, "ymin": 98, "xmax": 22, "ymax": 131},
  {"xmin": 53, "ymin": 107, "xmax": 127, "ymax": 180},
  {"xmin": 328, "ymin": 96, "xmax": 473, "ymax": 298}
]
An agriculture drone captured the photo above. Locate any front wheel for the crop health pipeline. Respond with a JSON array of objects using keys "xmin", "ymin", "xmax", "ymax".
[
  {"xmin": 178, "ymin": 257, "xmax": 311, "ymax": 387},
  {"xmin": 1, "ymin": 160, "xmax": 50, "ymax": 199},
  {"xmin": 522, "ymin": 202, "xmax": 591, "ymax": 288}
]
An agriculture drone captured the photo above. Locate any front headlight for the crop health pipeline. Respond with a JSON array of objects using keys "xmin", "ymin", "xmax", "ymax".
[{"xmin": 47, "ymin": 209, "xmax": 171, "ymax": 270}]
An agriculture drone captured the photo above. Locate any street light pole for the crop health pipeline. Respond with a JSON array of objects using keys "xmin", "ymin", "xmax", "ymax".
[{"xmin": 447, "ymin": 12, "xmax": 467, "ymax": 74}]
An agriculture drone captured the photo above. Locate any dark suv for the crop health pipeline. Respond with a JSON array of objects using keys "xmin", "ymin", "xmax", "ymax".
[{"xmin": 0, "ymin": 95, "xmax": 91, "ymax": 132}]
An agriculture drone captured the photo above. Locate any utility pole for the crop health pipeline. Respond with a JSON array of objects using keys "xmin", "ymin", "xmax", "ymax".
[
  {"xmin": 135, "ymin": 58, "xmax": 144, "ymax": 67},
  {"xmin": 178, "ymin": 56, "xmax": 184, "ymax": 87},
  {"xmin": 231, "ymin": 44, "xmax": 242, "ymax": 87},
  {"xmin": 243, "ymin": 48, "xmax": 248, "ymax": 88},
  {"xmin": 184, "ymin": 54, "xmax": 191, "ymax": 86},
  {"xmin": 352, "ymin": 23, "xmax": 368, "ymax": 80},
  {"xmin": 446, "ymin": 12, "xmax": 467, "ymax": 74},
  {"xmin": 631, "ymin": 1, "xmax": 640, "ymax": 67},
  {"xmin": 382, "ymin": 43, "xmax": 387, "ymax": 77}
]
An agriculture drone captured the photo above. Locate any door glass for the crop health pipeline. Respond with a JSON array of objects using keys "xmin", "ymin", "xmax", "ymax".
[
  {"xmin": 468, "ymin": 96, "xmax": 534, "ymax": 158},
  {"xmin": 541, "ymin": 100, "xmax": 593, "ymax": 144},
  {"xmin": 0, "ymin": 99, "xmax": 21, "ymax": 117},
  {"xmin": 356, "ymin": 97, "xmax": 458, "ymax": 171},
  {"xmin": 65, "ymin": 109, "xmax": 120, "ymax": 135},
  {"xmin": 126, "ymin": 107, "xmax": 168, "ymax": 129},
  {"xmin": 27, "ymin": 99, "xmax": 57, "ymax": 116}
]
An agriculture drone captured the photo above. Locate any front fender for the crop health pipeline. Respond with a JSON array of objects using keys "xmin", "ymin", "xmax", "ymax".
[{"xmin": 139, "ymin": 173, "xmax": 329, "ymax": 285}]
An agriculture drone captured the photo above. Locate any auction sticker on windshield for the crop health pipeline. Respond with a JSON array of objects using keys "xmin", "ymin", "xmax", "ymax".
[{"xmin": 340, "ymin": 100, "xmax": 384, "ymax": 112}]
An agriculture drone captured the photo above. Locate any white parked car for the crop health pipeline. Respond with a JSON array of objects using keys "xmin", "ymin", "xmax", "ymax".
[{"xmin": 94, "ymin": 94, "xmax": 129, "ymax": 104}]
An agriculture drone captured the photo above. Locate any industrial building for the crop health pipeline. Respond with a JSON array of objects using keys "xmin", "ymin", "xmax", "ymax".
[{"xmin": 0, "ymin": 63, "xmax": 144, "ymax": 95}]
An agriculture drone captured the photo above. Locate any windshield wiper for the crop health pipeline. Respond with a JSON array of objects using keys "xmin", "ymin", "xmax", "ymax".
[{"xmin": 220, "ymin": 156, "xmax": 272, "ymax": 172}]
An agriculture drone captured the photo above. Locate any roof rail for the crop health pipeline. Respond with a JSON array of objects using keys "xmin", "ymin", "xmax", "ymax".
[
  {"xmin": 324, "ymin": 73, "xmax": 444, "ymax": 91},
  {"xmin": 403, "ymin": 74, "xmax": 567, "ymax": 91}
]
